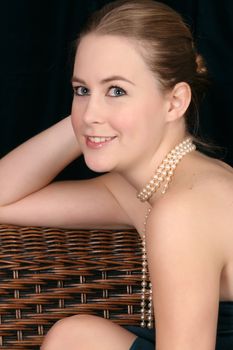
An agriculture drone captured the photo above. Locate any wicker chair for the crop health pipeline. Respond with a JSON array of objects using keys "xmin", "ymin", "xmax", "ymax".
[{"xmin": 0, "ymin": 224, "xmax": 143, "ymax": 350}]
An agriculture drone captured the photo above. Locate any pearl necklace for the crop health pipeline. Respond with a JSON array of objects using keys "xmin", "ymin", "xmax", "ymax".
[
  {"xmin": 137, "ymin": 138, "xmax": 196, "ymax": 202},
  {"xmin": 139, "ymin": 137, "xmax": 196, "ymax": 328},
  {"xmin": 140, "ymin": 206, "xmax": 153, "ymax": 328}
]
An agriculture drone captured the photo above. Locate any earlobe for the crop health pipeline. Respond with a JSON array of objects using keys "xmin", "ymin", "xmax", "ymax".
[{"xmin": 167, "ymin": 82, "xmax": 191, "ymax": 121}]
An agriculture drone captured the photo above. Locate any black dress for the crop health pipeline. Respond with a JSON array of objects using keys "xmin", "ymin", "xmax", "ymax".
[{"xmin": 126, "ymin": 301, "xmax": 233, "ymax": 350}]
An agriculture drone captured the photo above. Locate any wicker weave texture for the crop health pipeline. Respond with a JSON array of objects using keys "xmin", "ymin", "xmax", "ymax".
[{"xmin": 0, "ymin": 225, "xmax": 142, "ymax": 349}]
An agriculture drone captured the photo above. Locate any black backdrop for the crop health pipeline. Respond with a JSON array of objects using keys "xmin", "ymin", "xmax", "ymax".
[{"xmin": 0, "ymin": 0, "xmax": 232, "ymax": 181}]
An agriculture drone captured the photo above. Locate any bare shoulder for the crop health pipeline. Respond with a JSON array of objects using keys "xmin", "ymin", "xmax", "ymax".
[
  {"xmin": 146, "ymin": 167, "xmax": 225, "ymax": 349},
  {"xmin": 146, "ymin": 151, "xmax": 233, "ymax": 267},
  {"xmin": 188, "ymin": 152, "xmax": 233, "ymax": 223},
  {"xmin": 148, "ymin": 152, "xmax": 233, "ymax": 229},
  {"xmin": 100, "ymin": 172, "xmax": 150, "ymax": 233}
]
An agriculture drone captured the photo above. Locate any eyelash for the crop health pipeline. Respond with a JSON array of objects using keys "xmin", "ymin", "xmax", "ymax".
[{"xmin": 73, "ymin": 85, "xmax": 126, "ymax": 97}]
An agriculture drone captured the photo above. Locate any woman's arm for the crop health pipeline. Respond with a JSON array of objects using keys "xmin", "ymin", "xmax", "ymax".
[
  {"xmin": 147, "ymin": 191, "xmax": 224, "ymax": 350},
  {"xmin": 0, "ymin": 116, "xmax": 80, "ymax": 206},
  {"xmin": 0, "ymin": 116, "xmax": 134, "ymax": 228}
]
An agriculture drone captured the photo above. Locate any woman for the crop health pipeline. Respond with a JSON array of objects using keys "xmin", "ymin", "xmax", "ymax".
[{"xmin": 0, "ymin": 1, "xmax": 232, "ymax": 349}]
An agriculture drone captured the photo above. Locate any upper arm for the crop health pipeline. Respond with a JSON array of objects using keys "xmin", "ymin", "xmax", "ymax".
[
  {"xmin": 147, "ymin": 196, "xmax": 223, "ymax": 350},
  {"xmin": 0, "ymin": 173, "xmax": 134, "ymax": 229}
]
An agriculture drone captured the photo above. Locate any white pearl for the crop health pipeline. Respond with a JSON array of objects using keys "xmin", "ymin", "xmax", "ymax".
[{"xmin": 139, "ymin": 138, "xmax": 194, "ymax": 327}]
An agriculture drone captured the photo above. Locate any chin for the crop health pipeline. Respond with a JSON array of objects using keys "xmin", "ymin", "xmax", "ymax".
[{"xmin": 83, "ymin": 154, "xmax": 116, "ymax": 173}]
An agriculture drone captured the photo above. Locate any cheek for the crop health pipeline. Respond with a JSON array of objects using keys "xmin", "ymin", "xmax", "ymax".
[
  {"xmin": 128, "ymin": 102, "xmax": 165, "ymax": 145},
  {"xmin": 71, "ymin": 100, "xmax": 84, "ymax": 133},
  {"xmin": 113, "ymin": 104, "xmax": 145, "ymax": 133}
]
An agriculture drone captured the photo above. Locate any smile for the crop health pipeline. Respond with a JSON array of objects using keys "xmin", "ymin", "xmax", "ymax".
[
  {"xmin": 85, "ymin": 135, "xmax": 117, "ymax": 149},
  {"xmin": 87, "ymin": 136, "xmax": 116, "ymax": 143}
]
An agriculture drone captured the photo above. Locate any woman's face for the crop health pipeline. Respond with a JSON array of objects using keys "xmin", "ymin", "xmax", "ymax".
[{"xmin": 71, "ymin": 34, "xmax": 171, "ymax": 174}]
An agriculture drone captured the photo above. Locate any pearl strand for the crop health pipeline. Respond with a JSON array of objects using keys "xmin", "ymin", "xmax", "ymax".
[
  {"xmin": 140, "ymin": 207, "xmax": 153, "ymax": 328},
  {"xmin": 139, "ymin": 137, "xmax": 196, "ymax": 328},
  {"xmin": 137, "ymin": 138, "xmax": 196, "ymax": 202}
]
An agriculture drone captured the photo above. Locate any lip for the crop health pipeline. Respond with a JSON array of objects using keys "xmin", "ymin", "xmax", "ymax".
[
  {"xmin": 85, "ymin": 135, "xmax": 117, "ymax": 149},
  {"xmin": 86, "ymin": 135, "xmax": 116, "ymax": 137}
]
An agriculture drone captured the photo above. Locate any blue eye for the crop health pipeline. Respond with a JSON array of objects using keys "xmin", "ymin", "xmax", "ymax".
[
  {"xmin": 108, "ymin": 86, "xmax": 126, "ymax": 97},
  {"xmin": 73, "ymin": 86, "xmax": 89, "ymax": 96}
]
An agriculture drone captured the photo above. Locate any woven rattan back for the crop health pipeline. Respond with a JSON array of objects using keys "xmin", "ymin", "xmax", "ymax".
[{"xmin": 0, "ymin": 225, "xmax": 142, "ymax": 349}]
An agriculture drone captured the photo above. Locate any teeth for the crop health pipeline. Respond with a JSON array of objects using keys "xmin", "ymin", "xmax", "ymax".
[{"xmin": 88, "ymin": 136, "xmax": 114, "ymax": 143}]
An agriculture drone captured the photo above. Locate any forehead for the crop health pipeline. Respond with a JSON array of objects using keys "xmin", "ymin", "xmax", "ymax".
[{"xmin": 74, "ymin": 34, "xmax": 151, "ymax": 82}]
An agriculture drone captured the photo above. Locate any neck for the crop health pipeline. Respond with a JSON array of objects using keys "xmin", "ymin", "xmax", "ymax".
[
  {"xmin": 119, "ymin": 135, "xmax": 195, "ymax": 204},
  {"xmin": 121, "ymin": 132, "xmax": 189, "ymax": 186}
]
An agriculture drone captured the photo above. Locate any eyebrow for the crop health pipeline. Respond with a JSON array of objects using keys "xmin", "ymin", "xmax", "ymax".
[{"xmin": 71, "ymin": 75, "xmax": 135, "ymax": 86}]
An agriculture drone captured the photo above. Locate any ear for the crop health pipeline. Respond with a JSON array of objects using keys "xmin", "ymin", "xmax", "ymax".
[{"xmin": 166, "ymin": 82, "xmax": 191, "ymax": 122}]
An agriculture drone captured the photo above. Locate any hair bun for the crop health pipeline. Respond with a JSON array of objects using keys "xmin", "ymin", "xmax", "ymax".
[{"xmin": 196, "ymin": 54, "xmax": 207, "ymax": 74}]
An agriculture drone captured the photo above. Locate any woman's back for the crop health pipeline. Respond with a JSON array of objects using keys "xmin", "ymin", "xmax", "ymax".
[{"xmin": 144, "ymin": 150, "xmax": 233, "ymax": 300}]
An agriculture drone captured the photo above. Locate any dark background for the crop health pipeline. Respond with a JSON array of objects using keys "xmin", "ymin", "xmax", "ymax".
[{"xmin": 0, "ymin": 0, "xmax": 232, "ymax": 180}]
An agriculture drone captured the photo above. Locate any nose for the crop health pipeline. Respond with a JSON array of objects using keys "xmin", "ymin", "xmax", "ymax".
[{"xmin": 81, "ymin": 95, "xmax": 105, "ymax": 125}]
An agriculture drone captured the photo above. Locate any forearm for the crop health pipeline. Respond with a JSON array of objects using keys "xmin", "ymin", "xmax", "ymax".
[{"xmin": 0, "ymin": 116, "xmax": 81, "ymax": 206}]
